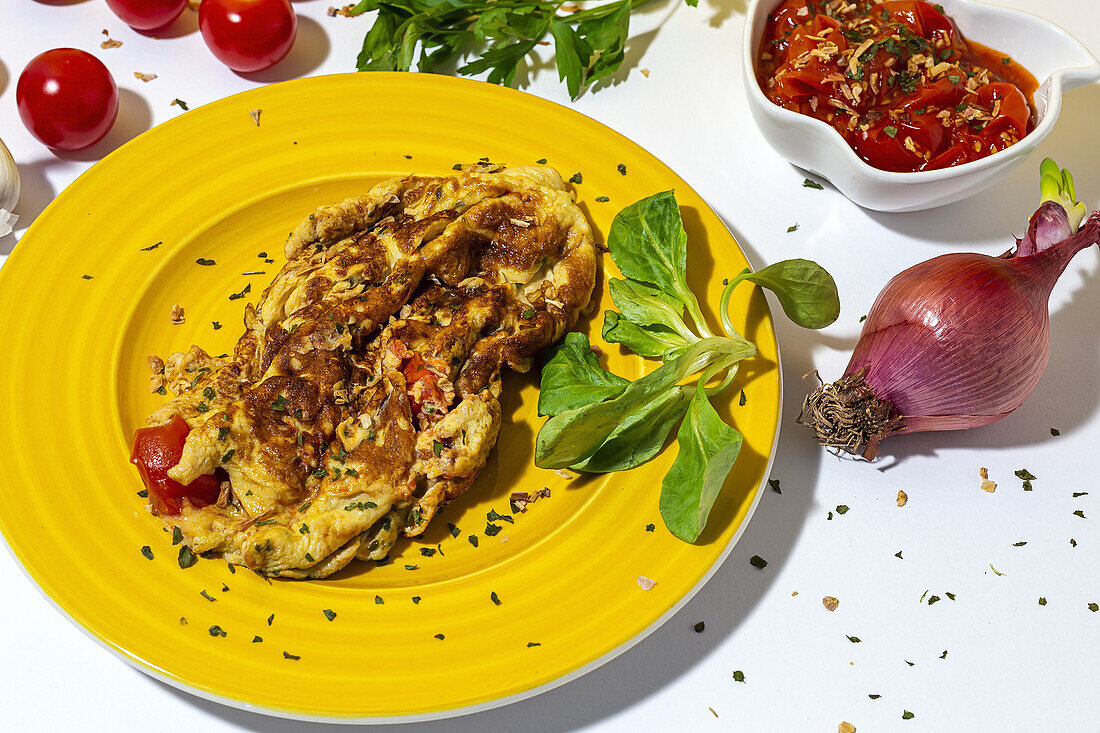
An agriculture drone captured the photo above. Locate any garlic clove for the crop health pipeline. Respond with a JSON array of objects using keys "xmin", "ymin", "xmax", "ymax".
[{"xmin": 0, "ymin": 136, "xmax": 21, "ymax": 237}]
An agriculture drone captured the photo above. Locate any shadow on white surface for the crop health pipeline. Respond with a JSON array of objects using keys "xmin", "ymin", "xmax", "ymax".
[
  {"xmin": 864, "ymin": 83, "xmax": 1100, "ymax": 248},
  {"xmin": 0, "ymin": 56, "xmax": 8, "ymax": 97},
  {"xmin": 52, "ymin": 89, "xmax": 154, "ymax": 163},
  {"xmin": 239, "ymin": 16, "xmax": 330, "ymax": 83},
  {"xmin": 143, "ymin": 5, "xmax": 200, "ymax": 39},
  {"xmin": 706, "ymin": 0, "xmax": 748, "ymax": 28}
]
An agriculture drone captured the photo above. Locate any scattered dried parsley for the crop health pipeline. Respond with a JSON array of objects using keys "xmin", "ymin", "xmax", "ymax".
[
  {"xmin": 140, "ymin": 546, "xmax": 154, "ymax": 560},
  {"xmin": 434, "ymin": 633, "xmax": 445, "ymax": 640},
  {"xmin": 229, "ymin": 283, "xmax": 252, "ymax": 301},
  {"xmin": 536, "ymin": 158, "xmax": 547, "ymax": 164},
  {"xmin": 1012, "ymin": 541, "xmax": 1027, "ymax": 547},
  {"xmin": 486, "ymin": 509, "xmax": 513, "ymax": 524},
  {"xmin": 1051, "ymin": 428, "xmax": 1061, "ymax": 436},
  {"xmin": 945, "ymin": 592, "xmax": 956, "ymax": 601},
  {"xmin": 447, "ymin": 522, "xmax": 460, "ymax": 538},
  {"xmin": 835, "ymin": 505, "xmax": 849, "ymax": 515},
  {"xmin": 568, "ymin": 172, "xmax": 583, "ymax": 185},
  {"xmin": 419, "ymin": 547, "xmax": 436, "ymax": 557},
  {"xmin": 868, "ymin": 694, "xmax": 881, "ymax": 700},
  {"xmin": 1074, "ymin": 510, "xmax": 1086, "ymax": 519},
  {"xmin": 171, "ymin": 98, "xmax": 189, "ymax": 111},
  {"xmin": 490, "ymin": 591, "xmax": 501, "ymax": 606},
  {"xmin": 209, "ymin": 625, "xmax": 227, "ymax": 637},
  {"xmin": 375, "ymin": 595, "xmax": 384, "ymax": 605},
  {"xmin": 693, "ymin": 621, "xmax": 705, "ymax": 633},
  {"xmin": 323, "ymin": 609, "xmax": 336, "ymax": 621},
  {"xmin": 527, "ymin": 641, "xmax": 541, "ymax": 647},
  {"xmin": 1039, "ymin": 597, "xmax": 1047, "ymax": 606},
  {"xmin": 178, "ymin": 545, "xmax": 197, "ymax": 568},
  {"xmin": 1089, "ymin": 603, "xmax": 1099, "ymax": 612},
  {"xmin": 139, "ymin": 241, "xmax": 161, "ymax": 251},
  {"xmin": 283, "ymin": 651, "xmax": 300, "ymax": 660},
  {"xmin": 200, "ymin": 590, "xmax": 216, "ymax": 602},
  {"xmin": 1073, "ymin": 492, "xmax": 1089, "ymax": 498},
  {"xmin": 485, "ymin": 523, "xmax": 503, "ymax": 536},
  {"xmin": 267, "ymin": 613, "xmax": 274, "ymax": 626},
  {"xmin": 846, "ymin": 635, "xmax": 862, "ymax": 643},
  {"xmin": 252, "ymin": 636, "xmax": 263, "ymax": 643},
  {"xmin": 768, "ymin": 479, "xmax": 781, "ymax": 494},
  {"xmin": 902, "ymin": 711, "xmax": 914, "ymax": 720},
  {"xmin": 787, "ymin": 224, "xmax": 799, "ymax": 233},
  {"xmin": 412, "ymin": 596, "xmax": 421, "ymax": 604},
  {"xmin": 468, "ymin": 535, "xmax": 479, "ymax": 547},
  {"xmin": 989, "ymin": 563, "xmax": 1006, "ymax": 576},
  {"xmin": 927, "ymin": 595, "xmax": 940, "ymax": 605},
  {"xmin": 749, "ymin": 555, "xmax": 768, "ymax": 569},
  {"xmin": 195, "ymin": 258, "xmax": 215, "ymax": 266},
  {"xmin": 617, "ymin": 163, "xmax": 627, "ymax": 175},
  {"xmin": 404, "ymin": 564, "xmax": 418, "ymax": 571},
  {"xmin": 803, "ymin": 178, "xmax": 824, "ymax": 190},
  {"xmin": 645, "ymin": 523, "xmax": 655, "ymax": 532},
  {"xmin": 595, "ymin": 196, "xmax": 610, "ymax": 202},
  {"xmin": 732, "ymin": 670, "xmax": 745, "ymax": 683},
  {"xmin": 739, "ymin": 390, "xmax": 747, "ymax": 406}
]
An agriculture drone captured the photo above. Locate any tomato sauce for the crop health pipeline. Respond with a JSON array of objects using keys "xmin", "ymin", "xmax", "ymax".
[{"xmin": 756, "ymin": 0, "xmax": 1038, "ymax": 172}]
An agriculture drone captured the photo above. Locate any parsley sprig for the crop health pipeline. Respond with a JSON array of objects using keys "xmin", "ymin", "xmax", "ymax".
[{"xmin": 350, "ymin": 0, "xmax": 697, "ymax": 99}]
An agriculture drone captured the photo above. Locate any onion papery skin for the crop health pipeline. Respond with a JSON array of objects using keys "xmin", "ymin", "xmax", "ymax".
[
  {"xmin": 846, "ymin": 252, "xmax": 1051, "ymax": 433},
  {"xmin": 801, "ymin": 209, "xmax": 1100, "ymax": 457}
]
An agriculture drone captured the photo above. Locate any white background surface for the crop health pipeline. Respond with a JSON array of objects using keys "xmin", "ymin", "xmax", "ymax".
[{"xmin": 2, "ymin": 1, "xmax": 1099, "ymax": 731}]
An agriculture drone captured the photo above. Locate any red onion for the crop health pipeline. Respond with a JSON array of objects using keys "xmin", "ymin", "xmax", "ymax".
[{"xmin": 800, "ymin": 163, "xmax": 1100, "ymax": 459}]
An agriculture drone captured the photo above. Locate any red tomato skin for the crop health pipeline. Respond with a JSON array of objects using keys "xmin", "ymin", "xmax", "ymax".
[
  {"xmin": 131, "ymin": 415, "xmax": 222, "ymax": 515},
  {"xmin": 198, "ymin": 0, "xmax": 297, "ymax": 73},
  {"xmin": 16, "ymin": 49, "xmax": 119, "ymax": 151},
  {"xmin": 104, "ymin": 0, "xmax": 187, "ymax": 31}
]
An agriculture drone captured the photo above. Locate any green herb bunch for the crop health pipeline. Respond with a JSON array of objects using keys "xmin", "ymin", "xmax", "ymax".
[
  {"xmin": 534, "ymin": 192, "xmax": 839, "ymax": 541},
  {"xmin": 349, "ymin": 0, "xmax": 698, "ymax": 99}
]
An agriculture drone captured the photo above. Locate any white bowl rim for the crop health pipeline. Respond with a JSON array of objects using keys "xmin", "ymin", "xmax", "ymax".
[{"xmin": 742, "ymin": 0, "xmax": 1100, "ymax": 182}]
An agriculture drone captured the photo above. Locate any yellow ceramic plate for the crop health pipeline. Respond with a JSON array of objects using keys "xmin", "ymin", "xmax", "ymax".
[{"xmin": 0, "ymin": 73, "xmax": 779, "ymax": 722}]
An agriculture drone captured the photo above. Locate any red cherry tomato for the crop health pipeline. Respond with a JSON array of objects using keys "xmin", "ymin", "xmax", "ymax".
[
  {"xmin": 198, "ymin": 0, "xmax": 297, "ymax": 73},
  {"xmin": 104, "ymin": 0, "xmax": 187, "ymax": 31},
  {"xmin": 16, "ymin": 49, "xmax": 118, "ymax": 151},
  {"xmin": 131, "ymin": 415, "xmax": 223, "ymax": 515}
]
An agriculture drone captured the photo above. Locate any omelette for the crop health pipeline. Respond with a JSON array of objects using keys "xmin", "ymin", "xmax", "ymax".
[{"xmin": 132, "ymin": 166, "xmax": 596, "ymax": 578}]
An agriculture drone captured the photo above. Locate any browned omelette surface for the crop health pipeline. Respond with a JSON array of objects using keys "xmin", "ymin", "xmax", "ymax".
[{"xmin": 144, "ymin": 166, "xmax": 596, "ymax": 578}]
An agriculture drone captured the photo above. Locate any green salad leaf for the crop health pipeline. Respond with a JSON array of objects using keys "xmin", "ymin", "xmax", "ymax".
[
  {"xmin": 535, "ymin": 191, "xmax": 840, "ymax": 541},
  {"xmin": 721, "ymin": 260, "xmax": 841, "ymax": 331},
  {"xmin": 601, "ymin": 311, "xmax": 690, "ymax": 360},
  {"xmin": 660, "ymin": 384, "xmax": 743, "ymax": 542},
  {"xmin": 537, "ymin": 332, "xmax": 629, "ymax": 416}
]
